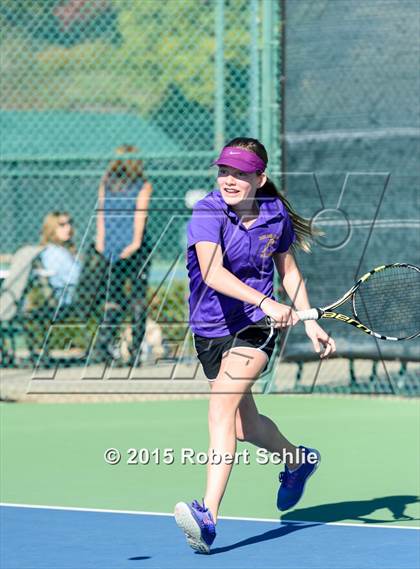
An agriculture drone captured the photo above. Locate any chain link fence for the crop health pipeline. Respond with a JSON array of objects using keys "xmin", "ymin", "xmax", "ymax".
[
  {"xmin": 0, "ymin": 0, "xmax": 418, "ymax": 397},
  {"xmin": 0, "ymin": 0, "xmax": 282, "ymax": 377},
  {"xmin": 278, "ymin": 0, "xmax": 420, "ymax": 396}
]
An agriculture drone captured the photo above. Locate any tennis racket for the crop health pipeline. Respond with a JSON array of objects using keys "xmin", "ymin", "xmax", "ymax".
[{"xmin": 266, "ymin": 263, "xmax": 420, "ymax": 341}]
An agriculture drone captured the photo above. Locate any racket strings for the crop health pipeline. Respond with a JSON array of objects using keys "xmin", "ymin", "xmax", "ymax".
[{"xmin": 354, "ymin": 266, "xmax": 420, "ymax": 338}]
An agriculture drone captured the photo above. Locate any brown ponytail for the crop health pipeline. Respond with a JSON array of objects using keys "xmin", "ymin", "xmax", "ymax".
[{"xmin": 258, "ymin": 178, "xmax": 315, "ymax": 253}]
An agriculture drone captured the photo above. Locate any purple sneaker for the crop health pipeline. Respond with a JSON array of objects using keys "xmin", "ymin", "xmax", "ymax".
[
  {"xmin": 277, "ymin": 446, "xmax": 321, "ymax": 511},
  {"xmin": 174, "ymin": 499, "xmax": 216, "ymax": 554}
]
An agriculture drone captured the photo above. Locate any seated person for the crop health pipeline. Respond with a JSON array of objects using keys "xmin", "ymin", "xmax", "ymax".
[{"xmin": 39, "ymin": 211, "xmax": 81, "ymax": 306}]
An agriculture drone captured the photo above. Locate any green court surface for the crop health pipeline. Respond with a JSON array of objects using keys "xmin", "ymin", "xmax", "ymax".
[{"xmin": 1, "ymin": 396, "xmax": 419, "ymax": 526}]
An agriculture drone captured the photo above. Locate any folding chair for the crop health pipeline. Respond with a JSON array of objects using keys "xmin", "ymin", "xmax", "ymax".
[{"xmin": 0, "ymin": 245, "xmax": 46, "ymax": 366}]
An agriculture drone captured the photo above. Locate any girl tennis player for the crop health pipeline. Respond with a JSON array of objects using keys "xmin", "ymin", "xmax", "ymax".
[{"xmin": 175, "ymin": 137, "xmax": 336, "ymax": 553}]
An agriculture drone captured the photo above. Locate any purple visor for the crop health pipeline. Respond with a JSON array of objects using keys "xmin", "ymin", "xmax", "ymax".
[{"xmin": 212, "ymin": 146, "xmax": 266, "ymax": 173}]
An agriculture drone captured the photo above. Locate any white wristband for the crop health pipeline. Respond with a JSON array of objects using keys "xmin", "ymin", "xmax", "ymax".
[{"xmin": 296, "ymin": 308, "xmax": 321, "ymax": 321}]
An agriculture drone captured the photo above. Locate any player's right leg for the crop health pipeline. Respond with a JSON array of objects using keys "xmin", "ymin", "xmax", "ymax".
[{"xmin": 174, "ymin": 346, "xmax": 267, "ymax": 553}]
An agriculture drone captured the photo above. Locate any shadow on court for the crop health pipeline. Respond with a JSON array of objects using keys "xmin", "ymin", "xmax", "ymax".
[
  {"xmin": 281, "ymin": 495, "xmax": 419, "ymax": 525},
  {"xmin": 209, "ymin": 521, "xmax": 319, "ymax": 555},
  {"xmin": 207, "ymin": 496, "xmax": 419, "ymax": 556}
]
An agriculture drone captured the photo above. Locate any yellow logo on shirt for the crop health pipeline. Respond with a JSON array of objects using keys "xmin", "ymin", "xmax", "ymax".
[{"xmin": 259, "ymin": 233, "xmax": 279, "ymax": 258}]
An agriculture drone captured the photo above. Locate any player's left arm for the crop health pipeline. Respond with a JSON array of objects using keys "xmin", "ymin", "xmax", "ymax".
[{"xmin": 273, "ymin": 250, "xmax": 336, "ymax": 358}]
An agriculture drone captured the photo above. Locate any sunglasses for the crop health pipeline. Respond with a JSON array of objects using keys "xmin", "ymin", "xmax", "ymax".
[{"xmin": 58, "ymin": 219, "xmax": 73, "ymax": 227}]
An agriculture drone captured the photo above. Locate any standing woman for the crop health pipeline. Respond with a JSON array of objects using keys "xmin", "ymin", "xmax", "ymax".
[
  {"xmin": 175, "ymin": 137, "xmax": 336, "ymax": 553},
  {"xmin": 95, "ymin": 145, "xmax": 153, "ymax": 364}
]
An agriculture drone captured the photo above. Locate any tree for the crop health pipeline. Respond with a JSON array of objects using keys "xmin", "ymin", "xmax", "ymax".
[{"xmin": 1, "ymin": 0, "xmax": 251, "ymax": 117}]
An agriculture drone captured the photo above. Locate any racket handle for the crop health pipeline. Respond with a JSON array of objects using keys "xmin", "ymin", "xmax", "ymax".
[
  {"xmin": 265, "ymin": 307, "xmax": 322, "ymax": 327},
  {"xmin": 296, "ymin": 308, "xmax": 322, "ymax": 321}
]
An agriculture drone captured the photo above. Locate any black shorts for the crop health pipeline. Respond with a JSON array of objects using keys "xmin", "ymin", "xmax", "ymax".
[{"xmin": 193, "ymin": 317, "xmax": 277, "ymax": 380}]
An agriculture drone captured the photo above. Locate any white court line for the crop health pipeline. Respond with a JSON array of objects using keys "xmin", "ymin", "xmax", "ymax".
[{"xmin": 1, "ymin": 502, "xmax": 418, "ymax": 530}]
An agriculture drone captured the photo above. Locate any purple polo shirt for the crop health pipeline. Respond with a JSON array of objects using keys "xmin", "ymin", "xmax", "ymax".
[{"xmin": 187, "ymin": 190, "xmax": 296, "ymax": 337}]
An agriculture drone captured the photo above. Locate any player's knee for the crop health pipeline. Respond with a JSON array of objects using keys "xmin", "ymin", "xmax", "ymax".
[{"xmin": 208, "ymin": 395, "xmax": 237, "ymax": 428}]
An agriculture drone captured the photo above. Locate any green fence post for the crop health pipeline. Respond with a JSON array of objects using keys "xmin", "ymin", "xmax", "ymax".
[
  {"xmin": 214, "ymin": 0, "xmax": 225, "ymax": 151},
  {"xmin": 249, "ymin": 0, "xmax": 260, "ymax": 138},
  {"xmin": 261, "ymin": 0, "xmax": 274, "ymax": 160}
]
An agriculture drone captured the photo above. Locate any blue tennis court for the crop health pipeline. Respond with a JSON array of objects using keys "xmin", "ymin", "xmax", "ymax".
[{"xmin": 1, "ymin": 504, "xmax": 419, "ymax": 569}]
